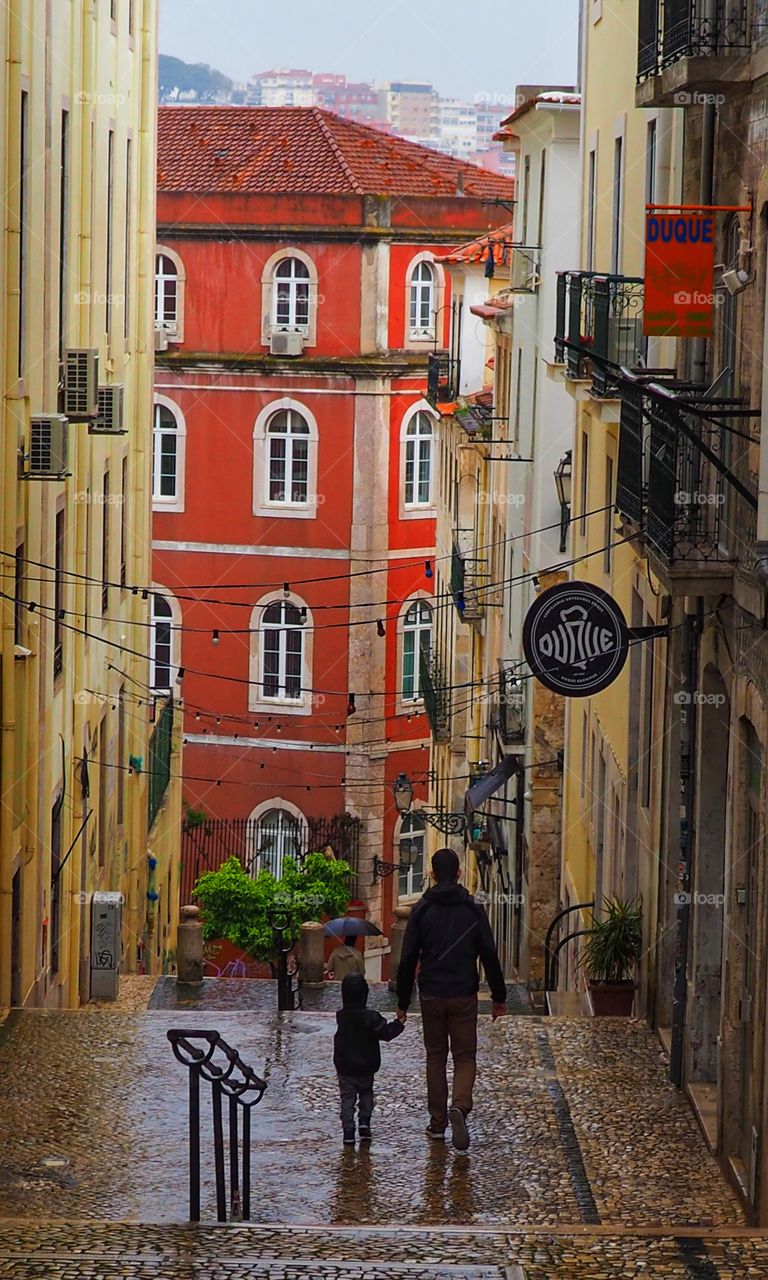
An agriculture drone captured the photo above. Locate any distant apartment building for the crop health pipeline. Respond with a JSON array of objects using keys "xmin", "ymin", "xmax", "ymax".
[
  {"xmin": 313, "ymin": 74, "xmax": 381, "ymax": 123},
  {"xmin": 379, "ymin": 81, "xmax": 436, "ymax": 137},
  {"xmin": 249, "ymin": 68, "xmax": 315, "ymax": 107}
]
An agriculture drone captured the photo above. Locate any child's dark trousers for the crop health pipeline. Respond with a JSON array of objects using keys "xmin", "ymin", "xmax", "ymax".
[{"xmin": 337, "ymin": 1072, "xmax": 375, "ymax": 1129}]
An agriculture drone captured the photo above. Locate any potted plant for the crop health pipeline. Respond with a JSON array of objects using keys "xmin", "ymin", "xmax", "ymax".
[{"xmin": 579, "ymin": 896, "xmax": 642, "ymax": 1016}]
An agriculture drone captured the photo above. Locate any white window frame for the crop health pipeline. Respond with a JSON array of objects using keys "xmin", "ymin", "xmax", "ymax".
[
  {"xmin": 401, "ymin": 597, "xmax": 433, "ymax": 705},
  {"xmin": 149, "ymin": 587, "xmax": 181, "ymax": 691},
  {"xmin": 154, "ymin": 245, "xmax": 185, "ymax": 342},
  {"xmin": 261, "ymin": 247, "xmax": 319, "ymax": 347},
  {"xmin": 404, "ymin": 252, "xmax": 445, "ymax": 348},
  {"xmin": 400, "ymin": 401, "xmax": 437, "ymax": 518},
  {"xmin": 152, "ymin": 395, "xmax": 186, "ymax": 512},
  {"xmin": 247, "ymin": 798, "xmax": 308, "ymax": 879},
  {"xmin": 396, "ymin": 812, "xmax": 428, "ymax": 901},
  {"xmin": 249, "ymin": 592, "xmax": 313, "ymax": 715},
  {"xmin": 253, "ymin": 397, "xmax": 319, "ymax": 520}
]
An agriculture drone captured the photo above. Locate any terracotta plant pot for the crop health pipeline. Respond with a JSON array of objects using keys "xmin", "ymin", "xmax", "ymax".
[{"xmin": 588, "ymin": 979, "xmax": 635, "ymax": 1016}]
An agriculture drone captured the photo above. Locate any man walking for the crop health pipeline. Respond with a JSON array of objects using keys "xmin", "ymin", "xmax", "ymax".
[{"xmin": 396, "ymin": 848, "xmax": 507, "ymax": 1150}]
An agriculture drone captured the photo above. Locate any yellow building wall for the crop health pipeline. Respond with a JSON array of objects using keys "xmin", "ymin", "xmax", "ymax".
[{"xmin": 0, "ymin": 0, "xmax": 181, "ymax": 1008}]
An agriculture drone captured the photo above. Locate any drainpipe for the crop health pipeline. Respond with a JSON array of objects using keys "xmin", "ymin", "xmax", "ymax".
[{"xmin": 691, "ymin": 104, "xmax": 715, "ymax": 385}]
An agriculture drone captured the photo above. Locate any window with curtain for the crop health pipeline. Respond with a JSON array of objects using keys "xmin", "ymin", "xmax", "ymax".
[
  {"xmin": 273, "ymin": 257, "xmax": 311, "ymax": 330},
  {"xmin": 404, "ymin": 411, "xmax": 434, "ymax": 507},
  {"xmin": 267, "ymin": 409, "xmax": 310, "ymax": 504},
  {"xmin": 262, "ymin": 601, "xmax": 304, "ymax": 701},
  {"xmin": 150, "ymin": 594, "xmax": 173, "ymax": 690},
  {"xmin": 152, "ymin": 404, "xmax": 179, "ymax": 501},
  {"xmin": 409, "ymin": 261, "xmax": 435, "ymax": 336},
  {"xmin": 402, "ymin": 599, "xmax": 432, "ymax": 701},
  {"xmin": 398, "ymin": 813, "xmax": 427, "ymax": 898}
]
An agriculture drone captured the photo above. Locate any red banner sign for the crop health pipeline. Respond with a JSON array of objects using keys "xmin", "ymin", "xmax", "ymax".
[{"xmin": 643, "ymin": 213, "xmax": 716, "ymax": 337}]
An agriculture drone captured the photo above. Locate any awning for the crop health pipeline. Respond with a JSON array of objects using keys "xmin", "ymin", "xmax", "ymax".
[{"xmin": 465, "ymin": 755, "xmax": 520, "ymax": 817}]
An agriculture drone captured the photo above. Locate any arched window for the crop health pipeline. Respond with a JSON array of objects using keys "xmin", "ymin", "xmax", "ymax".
[
  {"xmin": 267, "ymin": 409, "xmax": 310, "ymax": 505},
  {"xmin": 150, "ymin": 594, "xmax": 174, "ymax": 690},
  {"xmin": 398, "ymin": 813, "xmax": 427, "ymax": 898},
  {"xmin": 404, "ymin": 411, "xmax": 434, "ymax": 508},
  {"xmin": 262, "ymin": 601, "xmax": 305, "ymax": 702},
  {"xmin": 155, "ymin": 253, "xmax": 178, "ymax": 331},
  {"xmin": 402, "ymin": 599, "xmax": 432, "ymax": 702},
  {"xmin": 253, "ymin": 807, "xmax": 303, "ymax": 879},
  {"xmin": 273, "ymin": 257, "xmax": 311, "ymax": 331},
  {"xmin": 410, "ymin": 260, "xmax": 435, "ymax": 337},
  {"xmin": 152, "ymin": 402, "xmax": 181, "ymax": 502}
]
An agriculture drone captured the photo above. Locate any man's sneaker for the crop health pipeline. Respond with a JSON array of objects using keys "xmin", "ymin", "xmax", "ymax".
[
  {"xmin": 425, "ymin": 1123, "xmax": 446, "ymax": 1140},
  {"xmin": 448, "ymin": 1106, "xmax": 470, "ymax": 1151},
  {"xmin": 358, "ymin": 1124, "xmax": 372, "ymax": 1141},
  {"xmin": 343, "ymin": 1129, "xmax": 355, "ymax": 1145}
]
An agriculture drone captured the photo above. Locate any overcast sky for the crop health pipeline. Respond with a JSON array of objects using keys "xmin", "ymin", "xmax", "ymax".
[{"xmin": 158, "ymin": 0, "xmax": 579, "ymax": 102}]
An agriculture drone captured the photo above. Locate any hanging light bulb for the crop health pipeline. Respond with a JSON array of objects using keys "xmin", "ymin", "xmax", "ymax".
[
  {"xmin": 175, "ymin": 667, "xmax": 185, "ymax": 684},
  {"xmin": 283, "ymin": 581, "xmax": 290, "ymax": 598},
  {"xmin": 211, "ymin": 629, "xmax": 220, "ymax": 645},
  {"xmin": 299, "ymin": 607, "xmax": 308, "ymax": 624},
  {"xmin": 346, "ymin": 692, "xmax": 356, "ymax": 715},
  {"xmin": 425, "ymin": 561, "xmax": 433, "ymax": 579},
  {"xmin": 376, "ymin": 619, "xmax": 386, "ymax": 637}
]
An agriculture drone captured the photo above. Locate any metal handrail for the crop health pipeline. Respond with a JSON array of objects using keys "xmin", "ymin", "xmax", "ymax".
[
  {"xmin": 549, "ymin": 928, "xmax": 593, "ymax": 994},
  {"xmin": 544, "ymin": 901, "xmax": 594, "ymax": 991}
]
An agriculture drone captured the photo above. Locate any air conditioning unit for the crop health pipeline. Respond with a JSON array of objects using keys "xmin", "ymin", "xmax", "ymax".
[
  {"xmin": 270, "ymin": 328, "xmax": 305, "ymax": 357},
  {"xmin": 90, "ymin": 385, "xmax": 126, "ymax": 435},
  {"xmin": 24, "ymin": 415, "xmax": 70, "ymax": 478},
  {"xmin": 509, "ymin": 246, "xmax": 541, "ymax": 293},
  {"xmin": 154, "ymin": 326, "xmax": 169, "ymax": 352},
  {"xmin": 63, "ymin": 348, "xmax": 99, "ymax": 418}
]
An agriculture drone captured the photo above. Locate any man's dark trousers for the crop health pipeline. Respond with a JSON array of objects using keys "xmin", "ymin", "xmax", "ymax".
[
  {"xmin": 337, "ymin": 1072, "xmax": 374, "ymax": 1130},
  {"xmin": 420, "ymin": 993, "xmax": 478, "ymax": 1128}
]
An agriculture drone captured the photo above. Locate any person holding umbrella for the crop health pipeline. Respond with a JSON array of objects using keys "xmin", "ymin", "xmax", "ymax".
[{"xmin": 324, "ymin": 916, "xmax": 382, "ymax": 981}]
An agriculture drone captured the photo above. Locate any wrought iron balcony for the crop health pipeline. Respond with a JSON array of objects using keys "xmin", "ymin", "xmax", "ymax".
[
  {"xmin": 451, "ymin": 536, "xmax": 488, "ymax": 620},
  {"xmin": 636, "ymin": 0, "xmax": 750, "ymax": 93},
  {"xmin": 426, "ymin": 350, "xmax": 461, "ymax": 408},
  {"xmin": 615, "ymin": 376, "xmax": 759, "ymax": 588},
  {"xmin": 419, "ymin": 647, "xmax": 451, "ymax": 743},
  {"xmin": 554, "ymin": 272, "xmax": 644, "ymax": 395}
]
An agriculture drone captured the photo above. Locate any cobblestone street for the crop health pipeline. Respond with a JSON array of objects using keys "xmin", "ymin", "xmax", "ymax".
[{"xmin": 2, "ymin": 982, "xmax": 768, "ymax": 1275}]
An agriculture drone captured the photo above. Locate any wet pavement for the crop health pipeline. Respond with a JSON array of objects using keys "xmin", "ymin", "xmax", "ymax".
[
  {"xmin": 0, "ymin": 999, "xmax": 743, "ymax": 1231},
  {"xmin": 148, "ymin": 977, "xmax": 535, "ymax": 1016}
]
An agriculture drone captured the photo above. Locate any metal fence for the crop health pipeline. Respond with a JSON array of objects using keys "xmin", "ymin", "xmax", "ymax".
[{"xmin": 180, "ymin": 813, "xmax": 361, "ymax": 905}]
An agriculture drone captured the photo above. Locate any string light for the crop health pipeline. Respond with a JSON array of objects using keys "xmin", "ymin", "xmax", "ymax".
[
  {"xmin": 346, "ymin": 693, "xmax": 356, "ymax": 716},
  {"xmin": 376, "ymin": 619, "xmax": 386, "ymax": 637},
  {"xmin": 211, "ymin": 629, "xmax": 220, "ymax": 645},
  {"xmin": 425, "ymin": 561, "xmax": 433, "ymax": 579}
]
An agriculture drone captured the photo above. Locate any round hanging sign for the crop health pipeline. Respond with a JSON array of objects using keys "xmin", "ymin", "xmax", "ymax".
[{"xmin": 522, "ymin": 581, "xmax": 629, "ymax": 697}]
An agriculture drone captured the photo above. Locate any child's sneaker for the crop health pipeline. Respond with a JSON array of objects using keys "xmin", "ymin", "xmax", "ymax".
[
  {"xmin": 343, "ymin": 1129, "xmax": 355, "ymax": 1145},
  {"xmin": 425, "ymin": 1123, "xmax": 446, "ymax": 1140},
  {"xmin": 358, "ymin": 1124, "xmax": 372, "ymax": 1141}
]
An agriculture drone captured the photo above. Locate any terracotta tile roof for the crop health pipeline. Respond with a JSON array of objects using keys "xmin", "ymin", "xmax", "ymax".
[
  {"xmin": 436, "ymin": 222, "xmax": 515, "ymax": 267},
  {"xmin": 157, "ymin": 105, "xmax": 518, "ymax": 199}
]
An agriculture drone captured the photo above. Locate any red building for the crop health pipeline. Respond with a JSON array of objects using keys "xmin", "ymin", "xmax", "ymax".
[{"xmin": 152, "ymin": 106, "xmax": 514, "ymax": 965}]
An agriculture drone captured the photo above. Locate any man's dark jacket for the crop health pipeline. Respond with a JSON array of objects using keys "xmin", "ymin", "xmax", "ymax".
[
  {"xmin": 396, "ymin": 882, "xmax": 507, "ymax": 1009},
  {"xmin": 333, "ymin": 973, "xmax": 404, "ymax": 1076}
]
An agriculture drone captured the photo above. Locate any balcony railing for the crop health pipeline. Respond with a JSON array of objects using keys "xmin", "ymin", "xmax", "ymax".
[
  {"xmin": 427, "ymin": 350, "xmax": 461, "ymax": 408},
  {"xmin": 637, "ymin": 0, "xmax": 750, "ymax": 81},
  {"xmin": 555, "ymin": 272, "xmax": 644, "ymax": 395},
  {"xmin": 495, "ymin": 665, "xmax": 526, "ymax": 744},
  {"xmin": 615, "ymin": 377, "xmax": 759, "ymax": 572},
  {"xmin": 148, "ymin": 696, "xmax": 174, "ymax": 830},
  {"xmin": 419, "ymin": 647, "xmax": 451, "ymax": 743},
  {"xmin": 451, "ymin": 536, "xmax": 488, "ymax": 620}
]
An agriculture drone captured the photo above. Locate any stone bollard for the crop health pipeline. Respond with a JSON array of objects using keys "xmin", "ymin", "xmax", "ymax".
[
  {"xmin": 176, "ymin": 904, "xmax": 204, "ymax": 985},
  {"xmin": 388, "ymin": 905, "xmax": 412, "ymax": 993},
  {"xmin": 299, "ymin": 921, "xmax": 326, "ymax": 987}
]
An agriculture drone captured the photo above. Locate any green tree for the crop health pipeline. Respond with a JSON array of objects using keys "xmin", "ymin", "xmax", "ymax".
[{"xmin": 193, "ymin": 853, "xmax": 352, "ymax": 963}]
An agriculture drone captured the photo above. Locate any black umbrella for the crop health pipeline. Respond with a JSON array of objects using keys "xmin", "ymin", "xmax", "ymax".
[{"xmin": 324, "ymin": 917, "xmax": 383, "ymax": 939}]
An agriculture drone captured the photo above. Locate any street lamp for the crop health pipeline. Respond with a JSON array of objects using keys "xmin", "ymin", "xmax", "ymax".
[
  {"xmin": 373, "ymin": 840, "xmax": 419, "ymax": 881},
  {"xmin": 554, "ymin": 450, "xmax": 573, "ymax": 554},
  {"xmin": 392, "ymin": 772, "xmax": 415, "ymax": 814}
]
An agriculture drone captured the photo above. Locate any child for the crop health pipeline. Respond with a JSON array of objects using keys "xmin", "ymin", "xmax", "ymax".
[{"xmin": 333, "ymin": 972, "xmax": 404, "ymax": 1145}]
